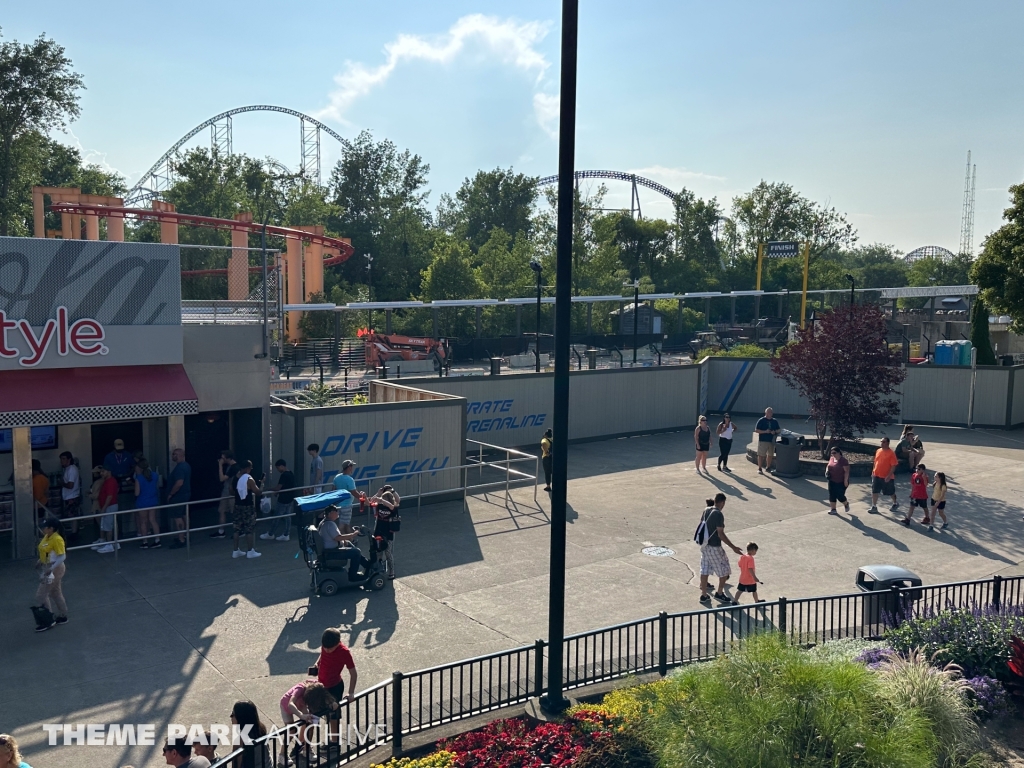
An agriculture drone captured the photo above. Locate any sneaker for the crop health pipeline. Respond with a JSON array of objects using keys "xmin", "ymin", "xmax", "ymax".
[
  {"xmin": 246, "ymin": 549, "xmax": 262, "ymax": 559},
  {"xmin": 723, "ymin": 467, "xmax": 732, "ymax": 473},
  {"xmin": 699, "ymin": 594, "xmax": 712, "ymax": 604},
  {"xmin": 149, "ymin": 540, "xmax": 162, "ymax": 549},
  {"xmin": 54, "ymin": 616, "xmax": 68, "ymax": 625},
  {"xmin": 900, "ymin": 519, "xmax": 910, "ymax": 527},
  {"xmin": 713, "ymin": 592, "xmax": 730, "ymax": 601},
  {"xmin": 828, "ymin": 509, "xmax": 839, "ymax": 515},
  {"xmin": 210, "ymin": 530, "xmax": 227, "ymax": 539},
  {"xmin": 90, "ymin": 539, "xmax": 104, "ymax": 550},
  {"xmin": 232, "ymin": 549, "xmax": 246, "ymax": 558},
  {"xmin": 96, "ymin": 544, "xmax": 116, "ymax": 554},
  {"xmin": 168, "ymin": 539, "xmax": 184, "ymax": 549},
  {"xmin": 35, "ymin": 621, "xmax": 55, "ymax": 632},
  {"xmin": 844, "ymin": 505, "xmax": 851, "ymax": 514},
  {"xmin": 139, "ymin": 541, "xmax": 151, "ymax": 549},
  {"xmin": 758, "ymin": 469, "xmax": 764, "ymax": 475},
  {"xmin": 868, "ymin": 506, "xmax": 878, "ymax": 514},
  {"xmin": 259, "ymin": 532, "xmax": 273, "ymax": 540},
  {"xmin": 940, "ymin": 523, "xmax": 948, "ymax": 530},
  {"xmin": 890, "ymin": 503, "xmax": 900, "ymax": 511},
  {"xmin": 928, "ymin": 525, "xmax": 934, "ymax": 531},
  {"xmin": 275, "ymin": 534, "xmax": 290, "ymax": 542}
]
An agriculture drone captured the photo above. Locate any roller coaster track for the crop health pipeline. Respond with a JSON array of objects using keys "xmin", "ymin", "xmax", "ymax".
[
  {"xmin": 126, "ymin": 105, "xmax": 346, "ymax": 206},
  {"xmin": 536, "ymin": 170, "xmax": 680, "ymax": 202}
]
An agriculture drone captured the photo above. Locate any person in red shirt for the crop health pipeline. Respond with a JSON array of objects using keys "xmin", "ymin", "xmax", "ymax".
[
  {"xmin": 314, "ymin": 627, "xmax": 357, "ymax": 703},
  {"xmin": 734, "ymin": 542, "xmax": 763, "ymax": 604},
  {"xmin": 902, "ymin": 464, "xmax": 930, "ymax": 527},
  {"xmin": 93, "ymin": 466, "xmax": 121, "ymax": 554}
]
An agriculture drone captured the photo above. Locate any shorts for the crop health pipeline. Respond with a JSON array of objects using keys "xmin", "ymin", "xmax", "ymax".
[
  {"xmin": 911, "ymin": 498, "xmax": 928, "ymax": 509},
  {"xmin": 218, "ymin": 495, "xmax": 236, "ymax": 516},
  {"xmin": 233, "ymin": 504, "xmax": 256, "ymax": 535},
  {"xmin": 336, "ymin": 505, "xmax": 353, "ymax": 527},
  {"xmin": 699, "ymin": 545, "xmax": 731, "ymax": 578},
  {"xmin": 871, "ymin": 475, "xmax": 895, "ymax": 496},
  {"xmin": 100, "ymin": 504, "xmax": 118, "ymax": 532},
  {"xmin": 167, "ymin": 504, "xmax": 186, "ymax": 519},
  {"xmin": 737, "ymin": 583, "xmax": 758, "ymax": 593},
  {"xmin": 930, "ymin": 500, "xmax": 946, "ymax": 510},
  {"xmin": 62, "ymin": 496, "xmax": 82, "ymax": 518},
  {"xmin": 756, "ymin": 442, "xmax": 776, "ymax": 459},
  {"xmin": 827, "ymin": 481, "xmax": 848, "ymax": 504}
]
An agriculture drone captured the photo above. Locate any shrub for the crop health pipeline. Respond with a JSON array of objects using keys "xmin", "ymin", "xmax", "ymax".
[
  {"xmin": 371, "ymin": 752, "xmax": 456, "ymax": 768},
  {"xmin": 806, "ymin": 637, "xmax": 888, "ymax": 664},
  {"xmin": 572, "ymin": 728, "xmax": 655, "ymax": 768},
  {"xmin": 853, "ymin": 647, "xmax": 894, "ymax": 670},
  {"xmin": 885, "ymin": 605, "xmax": 1024, "ymax": 681},
  {"xmin": 439, "ymin": 717, "xmax": 591, "ymax": 768},
  {"xmin": 877, "ymin": 650, "xmax": 979, "ymax": 767},
  {"xmin": 696, "ymin": 343, "xmax": 771, "ymax": 361},
  {"xmin": 651, "ymin": 633, "xmax": 937, "ymax": 768},
  {"xmin": 963, "ymin": 676, "xmax": 1011, "ymax": 721}
]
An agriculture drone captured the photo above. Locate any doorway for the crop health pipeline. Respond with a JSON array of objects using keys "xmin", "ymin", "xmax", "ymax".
[
  {"xmin": 185, "ymin": 411, "xmax": 230, "ymax": 504},
  {"xmin": 91, "ymin": 422, "xmax": 143, "ymax": 470}
]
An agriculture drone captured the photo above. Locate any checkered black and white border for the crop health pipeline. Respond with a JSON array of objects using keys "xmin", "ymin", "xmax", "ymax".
[{"xmin": 1, "ymin": 400, "xmax": 198, "ymax": 428}]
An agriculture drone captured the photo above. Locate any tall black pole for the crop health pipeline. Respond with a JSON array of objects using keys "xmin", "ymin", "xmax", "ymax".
[
  {"xmin": 260, "ymin": 214, "xmax": 269, "ymax": 359},
  {"xmin": 633, "ymin": 284, "xmax": 639, "ymax": 365},
  {"xmin": 542, "ymin": 0, "xmax": 577, "ymax": 714},
  {"xmin": 536, "ymin": 268, "xmax": 543, "ymax": 373}
]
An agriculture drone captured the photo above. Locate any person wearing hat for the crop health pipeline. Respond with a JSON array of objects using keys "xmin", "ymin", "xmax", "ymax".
[
  {"xmin": 34, "ymin": 517, "xmax": 68, "ymax": 631},
  {"xmin": 103, "ymin": 439, "xmax": 134, "ymax": 480},
  {"xmin": 318, "ymin": 505, "xmax": 369, "ymax": 580},
  {"xmin": 332, "ymin": 460, "xmax": 358, "ymax": 530}
]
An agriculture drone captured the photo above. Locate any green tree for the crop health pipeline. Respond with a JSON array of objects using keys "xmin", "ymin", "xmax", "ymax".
[
  {"xmin": 970, "ymin": 297, "xmax": 997, "ymax": 365},
  {"xmin": 670, "ymin": 189, "xmax": 723, "ymax": 292},
  {"xmin": 843, "ymin": 243, "xmax": 908, "ymax": 289},
  {"xmin": 328, "ymin": 129, "xmax": 433, "ymax": 302},
  {"xmin": 438, "ymin": 167, "xmax": 538, "ymax": 251},
  {"xmin": 972, "ymin": 182, "xmax": 1024, "ymax": 333},
  {"xmin": 420, "ymin": 236, "xmax": 483, "ymax": 336},
  {"xmin": 0, "ymin": 31, "xmax": 84, "ymax": 235}
]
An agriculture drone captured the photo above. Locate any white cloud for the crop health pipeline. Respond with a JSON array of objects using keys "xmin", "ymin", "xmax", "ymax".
[
  {"xmin": 62, "ymin": 128, "xmax": 133, "ymax": 181},
  {"xmin": 533, "ymin": 93, "xmax": 560, "ymax": 139},
  {"xmin": 317, "ymin": 14, "xmax": 555, "ymax": 134},
  {"xmin": 629, "ymin": 164, "xmax": 727, "ymax": 186}
]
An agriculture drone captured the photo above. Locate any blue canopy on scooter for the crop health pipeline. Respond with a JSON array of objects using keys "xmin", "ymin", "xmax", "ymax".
[{"xmin": 294, "ymin": 489, "xmax": 353, "ymax": 512}]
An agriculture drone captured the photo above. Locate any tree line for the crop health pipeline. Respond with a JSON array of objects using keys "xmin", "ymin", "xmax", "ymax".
[{"xmin": 3, "ymin": 29, "xmax": 1019, "ymax": 341}]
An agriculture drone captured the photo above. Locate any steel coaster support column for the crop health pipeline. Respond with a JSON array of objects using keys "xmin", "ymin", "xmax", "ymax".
[
  {"xmin": 301, "ymin": 119, "xmax": 322, "ymax": 187},
  {"xmin": 542, "ymin": 0, "xmax": 578, "ymax": 715}
]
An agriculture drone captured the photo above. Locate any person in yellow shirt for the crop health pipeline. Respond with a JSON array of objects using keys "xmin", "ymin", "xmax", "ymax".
[
  {"xmin": 34, "ymin": 518, "xmax": 68, "ymax": 632},
  {"xmin": 540, "ymin": 429, "xmax": 553, "ymax": 492}
]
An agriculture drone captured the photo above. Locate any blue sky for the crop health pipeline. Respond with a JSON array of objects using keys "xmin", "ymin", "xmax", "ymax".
[{"xmin": 6, "ymin": 1, "xmax": 1023, "ymax": 255}]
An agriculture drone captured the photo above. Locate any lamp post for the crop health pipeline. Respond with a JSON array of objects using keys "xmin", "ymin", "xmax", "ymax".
[
  {"xmin": 541, "ymin": 0, "xmax": 578, "ymax": 716},
  {"xmin": 624, "ymin": 278, "xmax": 640, "ymax": 365},
  {"xmin": 365, "ymin": 253, "xmax": 373, "ymax": 331},
  {"xmin": 845, "ymin": 274, "xmax": 855, "ymax": 308},
  {"xmin": 531, "ymin": 259, "xmax": 543, "ymax": 373}
]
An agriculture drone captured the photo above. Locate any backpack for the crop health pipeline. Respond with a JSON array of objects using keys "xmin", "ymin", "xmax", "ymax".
[{"xmin": 693, "ymin": 507, "xmax": 715, "ymax": 546}]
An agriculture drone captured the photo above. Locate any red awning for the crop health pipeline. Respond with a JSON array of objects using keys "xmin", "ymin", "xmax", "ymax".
[{"xmin": 0, "ymin": 364, "xmax": 198, "ymax": 428}]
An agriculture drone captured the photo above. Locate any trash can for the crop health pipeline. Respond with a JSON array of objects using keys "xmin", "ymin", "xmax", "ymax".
[
  {"xmin": 490, "ymin": 357, "xmax": 502, "ymax": 376},
  {"xmin": 586, "ymin": 349, "xmax": 598, "ymax": 369},
  {"xmin": 772, "ymin": 430, "xmax": 803, "ymax": 477},
  {"xmin": 856, "ymin": 565, "xmax": 923, "ymax": 629}
]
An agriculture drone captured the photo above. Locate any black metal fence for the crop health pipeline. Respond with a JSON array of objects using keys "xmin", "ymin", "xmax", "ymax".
[{"xmin": 211, "ymin": 574, "xmax": 1023, "ymax": 767}]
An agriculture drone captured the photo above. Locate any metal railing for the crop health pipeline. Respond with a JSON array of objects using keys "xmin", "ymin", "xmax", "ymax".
[
  {"xmin": 53, "ymin": 450, "xmax": 539, "ymax": 563},
  {"xmin": 208, "ymin": 574, "xmax": 1023, "ymax": 767}
]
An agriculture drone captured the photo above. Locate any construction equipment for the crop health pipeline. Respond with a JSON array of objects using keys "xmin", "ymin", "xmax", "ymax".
[
  {"xmin": 362, "ymin": 331, "xmax": 447, "ymax": 372},
  {"xmin": 688, "ymin": 331, "xmax": 727, "ymax": 357}
]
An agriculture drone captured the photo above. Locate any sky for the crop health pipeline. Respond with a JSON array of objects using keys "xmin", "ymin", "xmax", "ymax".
[{"xmin": 6, "ymin": 0, "xmax": 1024, "ymax": 255}]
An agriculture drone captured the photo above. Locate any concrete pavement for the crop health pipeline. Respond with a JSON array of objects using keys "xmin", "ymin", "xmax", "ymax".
[{"xmin": 2, "ymin": 419, "xmax": 1022, "ymax": 767}]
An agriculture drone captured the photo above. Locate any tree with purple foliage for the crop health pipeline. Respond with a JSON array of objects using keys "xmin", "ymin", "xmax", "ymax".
[{"xmin": 771, "ymin": 304, "xmax": 905, "ymax": 458}]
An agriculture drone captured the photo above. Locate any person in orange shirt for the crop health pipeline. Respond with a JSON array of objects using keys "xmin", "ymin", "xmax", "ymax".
[
  {"xmin": 869, "ymin": 437, "xmax": 900, "ymax": 515},
  {"xmin": 734, "ymin": 542, "xmax": 763, "ymax": 604},
  {"xmin": 32, "ymin": 460, "xmax": 51, "ymax": 516}
]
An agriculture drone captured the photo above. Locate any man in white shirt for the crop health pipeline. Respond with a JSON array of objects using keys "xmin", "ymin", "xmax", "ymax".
[{"xmin": 59, "ymin": 451, "xmax": 81, "ymax": 536}]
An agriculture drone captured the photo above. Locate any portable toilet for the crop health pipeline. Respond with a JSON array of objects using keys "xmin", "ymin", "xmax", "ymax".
[
  {"xmin": 934, "ymin": 340, "xmax": 954, "ymax": 366},
  {"xmin": 959, "ymin": 340, "xmax": 974, "ymax": 366}
]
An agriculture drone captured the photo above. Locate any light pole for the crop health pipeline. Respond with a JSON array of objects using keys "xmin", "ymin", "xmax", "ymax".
[
  {"xmin": 624, "ymin": 278, "xmax": 640, "ymax": 365},
  {"xmin": 541, "ymin": 0, "xmax": 578, "ymax": 716},
  {"xmin": 365, "ymin": 253, "xmax": 373, "ymax": 331},
  {"xmin": 845, "ymin": 274, "xmax": 855, "ymax": 318},
  {"xmin": 531, "ymin": 259, "xmax": 543, "ymax": 373}
]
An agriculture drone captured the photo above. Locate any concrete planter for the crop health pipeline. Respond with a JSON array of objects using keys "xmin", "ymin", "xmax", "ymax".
[{"xmin": 745, "ymin": 437, "xmax": 881, "ymax": 477}]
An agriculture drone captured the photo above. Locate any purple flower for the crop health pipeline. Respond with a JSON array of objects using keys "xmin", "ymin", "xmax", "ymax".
[
  {"xmin": 963, "ymin": 676, "xmax": 1010, "ymax": 720},
  {"xmin": 854, "ymin": 647, "xmax": 893, "ymax": 670}
]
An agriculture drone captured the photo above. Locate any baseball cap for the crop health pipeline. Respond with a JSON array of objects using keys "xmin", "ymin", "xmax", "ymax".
[
  {"xmin": 114, "ymin": 439, "xmax": 125, "ymax": 449},
  {"xmin": 341, "ymin": 460, "xmax": 356, "ymax": 470}
]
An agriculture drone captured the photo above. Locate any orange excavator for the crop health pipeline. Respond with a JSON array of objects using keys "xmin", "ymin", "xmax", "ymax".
[{"xmin": 361, "ymin": 330, "xmax": 448, "ymax": 372}]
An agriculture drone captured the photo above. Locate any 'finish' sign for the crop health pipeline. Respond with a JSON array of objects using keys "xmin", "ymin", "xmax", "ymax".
[{"xmin": 0, "ymin": 308, "xmax": 107, "ymax": 367}]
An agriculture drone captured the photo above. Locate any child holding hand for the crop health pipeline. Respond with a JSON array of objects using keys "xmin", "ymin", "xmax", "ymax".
[{"xmin": 735, "ymin": 543, "xmax": 764, "ymax": 604}]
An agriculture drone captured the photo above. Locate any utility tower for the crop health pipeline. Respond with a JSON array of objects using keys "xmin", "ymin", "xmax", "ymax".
[{"xmin": 959, "ymin": 151, "xmax": 976, "ymax": 257}]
